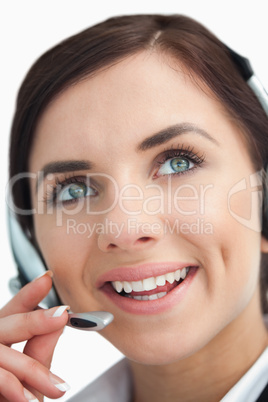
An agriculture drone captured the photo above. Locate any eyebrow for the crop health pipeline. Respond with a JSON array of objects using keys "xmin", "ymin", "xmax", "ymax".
[
  {"xmin": 137, "ymin": 123, "xmax": 219, "ymax": 151},
  {"xmin": 36, "ymin": 160, "xmax": 93, "ymax": 192}
]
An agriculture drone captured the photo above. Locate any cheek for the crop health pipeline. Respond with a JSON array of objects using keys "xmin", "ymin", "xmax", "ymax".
[
  {"xmin": 168, "ymin": 174, "xmax": 262, "ymax": 241},
  {"xmin": 164, "ymin": 178, "xmax": 261, "ymax": 293},
  {"xmin": 160, "ymin": 179, "xmax": 218, "ymax": 236},
  {"xmin": 34, "ymin": 216, "xmax": 97, "ymax": 305}
]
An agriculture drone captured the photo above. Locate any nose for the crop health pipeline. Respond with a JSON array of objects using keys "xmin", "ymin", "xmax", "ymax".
[
  {"xmin": 97, "ymin": 196, "xmax": 164, "ymax": 253},
  {"xmin": 97, "ymin": 216, "xmax": 164, "ymax": 252},
  {"xmin": 97, "ymin": 218, "xmax": 163, "ymax": 252}
]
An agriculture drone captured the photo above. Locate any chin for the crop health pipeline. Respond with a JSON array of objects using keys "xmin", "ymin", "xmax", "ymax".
[{"xmin": 101, "ymin": 323, "xmax": 208, "ymax": 366}]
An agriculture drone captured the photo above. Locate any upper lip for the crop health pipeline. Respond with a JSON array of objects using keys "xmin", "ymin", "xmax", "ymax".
[{"xmin": 96, "ymin": 262, "xmax": 198, "ymax": 288}]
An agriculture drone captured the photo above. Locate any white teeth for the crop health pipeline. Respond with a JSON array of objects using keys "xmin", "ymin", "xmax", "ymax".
[
  {"xmin": 148, "ymin": 294, "xmax": 158, "ymax": 300},
  {"xmin": 131, "ymin": 280, "xmax": 143, "ymax": 292},
  {"xmin": 133, "ymin": 295, "xmax": 142, "ymax": 300},
  {"xmin": 174, "ymin": 269, "xmax": 181, "ymax": 281},
  {"xmin": 123, "ymin": 281, "xmax": 132, "ymax": 293},
  {"xmin": 157, "ymin": 292, "xmax": 167, "ymax": 299},
  {"xmin": 113, "ymin": 281, "xmax": 123, "ymax": 293},
  {"xmin": 130, "ymin": 292, "xmax": 167, "ymax": 301},
  {"xmin": 141, "ymin": 295, "xmax": 149, "ymax": 301},
  {"xmin": 111, "ymin": 266, "xmax": 191, "ymax": 295},
  {"xmin": 181, "ymin": 267, "xmax": 187, "ymax": 279},
  {"xmin": 165, "ymin": 272, "xmax": 175, "ymax": 284},
  {"xmin": 155, "ymin": 275, "xmax": 166, "ymax": 286},
  {"xmin": 143, "ymin": 277, "xmax": 157, "ymax": 291}
]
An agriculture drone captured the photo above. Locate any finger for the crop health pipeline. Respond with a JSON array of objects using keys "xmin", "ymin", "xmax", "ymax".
[
  {"xmin": 24, "ymin": 327, "xmax": 64, "ymax": 369},
  {"xmin": 23, "ymin": 328, "xmax": 64, "ymax": 401},
  {"xmin": 0, "ymin": 271, "xmax": 53, "ymax": 318},
  {"xmin": 0, "ymin": 306, "xmax": 69, "ymax": 345},
  {"xmin": 0, "ymin": 367, "xmax": 38, "ymax": 402},
  {"xmin": 0, "ymin": 344, "xmax": 70, "ymax": 400}
]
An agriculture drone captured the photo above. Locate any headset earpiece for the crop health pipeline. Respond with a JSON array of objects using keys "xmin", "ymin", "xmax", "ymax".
[{"xmin": 7, "ymin": 208, "xmax": 60, "ymax": 307}]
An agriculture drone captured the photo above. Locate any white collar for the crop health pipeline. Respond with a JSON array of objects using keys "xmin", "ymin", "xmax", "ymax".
[
  {"xmin": 220, "ymin": 346, "xmax": 268, "ymax": 402},
  {"xmin": 221, "ymin": 315, "xmax": 268, "ymax": 402}
]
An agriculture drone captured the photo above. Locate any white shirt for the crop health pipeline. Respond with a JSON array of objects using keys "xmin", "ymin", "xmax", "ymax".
[
  {"xmin": 220, "ymin": 347, "xmax": 268, "ymax": 402},
  {"xmin": 69, "ymin": 318, "xmax": 268, "ymax": 402}
]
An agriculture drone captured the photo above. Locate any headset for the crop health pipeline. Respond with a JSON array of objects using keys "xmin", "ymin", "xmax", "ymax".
[
  {"xmin": 6, "ymin": 46, "xmax": 268, "ymax": 330},
  {"xmin": 226, "ymin": 46, "xmax": 268, "ymax": 115}
]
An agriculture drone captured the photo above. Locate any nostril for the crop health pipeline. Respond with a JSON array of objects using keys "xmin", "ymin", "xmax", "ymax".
[
  {"xmin": 138, "ymin": 237, "xmax": 151, "ymax": 243},
  {"xmin": 108, "ymin": 243, "xmax": 117, "ymax": 249},
  {"xmin": 106, "ymin": 237, "xmax": 152, "ymax": 251}
]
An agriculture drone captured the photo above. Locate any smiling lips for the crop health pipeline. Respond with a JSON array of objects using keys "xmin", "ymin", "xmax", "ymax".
[
  {"xmin": 111, "ymin": 267, "xmax": 190, "ymax": 300},
  {"xmin": 99, "ymin": 263, "xmax": 199, "ymax": 314}
]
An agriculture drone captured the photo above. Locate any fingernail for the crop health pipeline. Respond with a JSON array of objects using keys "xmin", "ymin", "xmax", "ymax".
[
  {"xmin": 45, "ymin": 305, "xmax": 70, "ymax": 318},
  {"xmin": 49, "ymin": 373, "xmax": 71, "ymax": 392},
  {"xmin": 23, "ymin": 387, "xmax": 39, "ymax": 401},
  {"xmin": 33, "ymin": 270, "xmax": 53, "ymax": 281}
]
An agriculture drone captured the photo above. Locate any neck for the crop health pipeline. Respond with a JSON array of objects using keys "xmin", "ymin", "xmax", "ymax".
[{"xmin": 129, "ymin": 293, "xmax": 268, "ymax": 402}]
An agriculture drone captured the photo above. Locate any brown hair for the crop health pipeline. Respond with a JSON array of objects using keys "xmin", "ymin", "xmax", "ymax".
[{"xmin": 9, "ymin": 14, "xmax": 268, "ymax": 311}]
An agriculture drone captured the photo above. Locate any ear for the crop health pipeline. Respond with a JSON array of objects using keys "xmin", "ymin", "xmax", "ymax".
[{"xmin": 261, "ymin": 235, "xmax": 268, "ymax": 253}]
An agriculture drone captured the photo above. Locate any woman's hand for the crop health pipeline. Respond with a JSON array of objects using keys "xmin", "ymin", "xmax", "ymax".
[{"xmin": 0, "ymin": 271, "xmax": 70, "ymax": 401}]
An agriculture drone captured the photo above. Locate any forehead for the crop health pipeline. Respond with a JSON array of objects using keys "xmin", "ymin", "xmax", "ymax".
[{"xmin": 29, "ymin": 50, "xmax": 245, "ymax": 171}]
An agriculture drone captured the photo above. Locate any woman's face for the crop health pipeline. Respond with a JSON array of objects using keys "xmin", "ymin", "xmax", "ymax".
[{"xmin": 29, "ymin": 51, "xmax": 264, "ymax": 364}]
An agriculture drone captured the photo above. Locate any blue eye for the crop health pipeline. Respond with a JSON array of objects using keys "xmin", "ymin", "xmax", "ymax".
[
  {"xmin": 158, "ymin": 157, "xmax": 194, "ymax": 176},
  {"xmin": 58, "ymin": 182, "xmax": 95, "ymax": 202}
]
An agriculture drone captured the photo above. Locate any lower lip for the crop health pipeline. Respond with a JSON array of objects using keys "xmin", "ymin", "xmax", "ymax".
[{"xmin": 100, "ymin": 267, "xmax": 198, "ymax": 315}]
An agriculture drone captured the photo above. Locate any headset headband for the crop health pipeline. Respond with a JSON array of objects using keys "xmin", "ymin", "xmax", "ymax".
[{"xmin": 226, "ymin": 46, "xmax": 268, "ymax": 115}]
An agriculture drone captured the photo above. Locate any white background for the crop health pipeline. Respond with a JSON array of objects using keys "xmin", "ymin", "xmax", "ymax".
[{"xmin": 1, "ymin": 1, "xmax": 267, "ymax": 400}]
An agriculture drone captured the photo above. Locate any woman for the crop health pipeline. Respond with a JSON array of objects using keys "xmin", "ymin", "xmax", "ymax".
[{"xmin": 1, "ymin": 14, "xmax": 268, "ymax": 401}]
